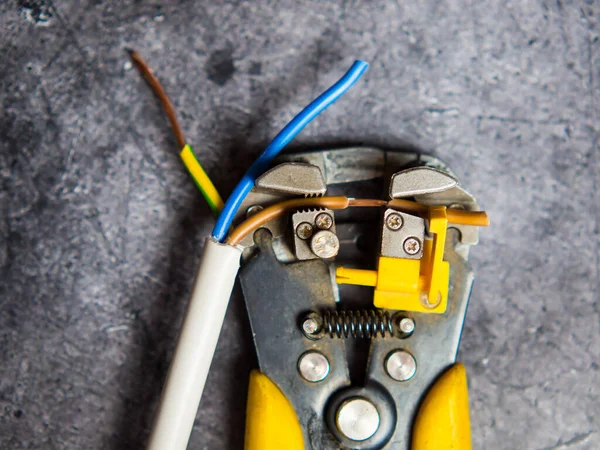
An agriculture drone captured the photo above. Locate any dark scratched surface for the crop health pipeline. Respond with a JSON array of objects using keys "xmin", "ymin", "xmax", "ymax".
[{"xmin": 1, "ymin": 1, "xmax": 599, "ymax": 449}]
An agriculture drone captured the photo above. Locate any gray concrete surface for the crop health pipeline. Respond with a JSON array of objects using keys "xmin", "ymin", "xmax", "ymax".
[{"xmin": 1, "ymin": 0, "xmax": 598, "ymax": 449}]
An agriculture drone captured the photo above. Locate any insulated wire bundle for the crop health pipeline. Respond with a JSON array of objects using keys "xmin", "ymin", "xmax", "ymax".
[
  {"xmin": 130, "ymin": 49, "xmax": 368, "ymax": 241},
  {"xmin": 211, "ymin": 60, "xmax": 369, "ymax": 241}
]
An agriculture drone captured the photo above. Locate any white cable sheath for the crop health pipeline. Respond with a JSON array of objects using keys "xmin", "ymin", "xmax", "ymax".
[{"xmin": 147, "ymin": 238, "xmax": 242, "ymax": 450}]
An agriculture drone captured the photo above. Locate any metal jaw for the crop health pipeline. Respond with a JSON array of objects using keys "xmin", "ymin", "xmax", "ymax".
[
  {"xmin": 380, "ymin": 209, "xmax": 424, "ymax": 260},
  {"xmin": 240, "ymin": 148, "xmax": 483, "ymax": 449},
  {"xmin": 293, "ymin": 210, "xmax": 339, "ymax": 261}
]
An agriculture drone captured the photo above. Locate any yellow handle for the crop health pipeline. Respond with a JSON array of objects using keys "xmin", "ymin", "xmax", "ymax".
[
  {"xmin": 412, "ymin": 363, "xmax": 472, "ymax": 450},
  {"xmin": 245, "ymin": 364, "xmax": 470, "ymax": 450},
  {"xmin": 245, "ymin": 370, "xmax": 304, "ymax": 450}
]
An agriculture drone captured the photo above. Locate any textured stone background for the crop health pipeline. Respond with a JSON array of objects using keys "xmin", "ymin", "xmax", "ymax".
[{"xmin": 1, "ymin": 1, "xmax": 599, "ymax": 449}]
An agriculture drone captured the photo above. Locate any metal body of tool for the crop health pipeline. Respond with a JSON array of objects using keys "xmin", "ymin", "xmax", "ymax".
[{"xmin": 237, "ymin": 147, "xmax": 486, "ymax": 450}]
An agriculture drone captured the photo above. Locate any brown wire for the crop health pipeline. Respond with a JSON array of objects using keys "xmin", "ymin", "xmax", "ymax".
[
  {"xmin": 227, "ymin": 196, "xmax": 490, "ymax": 246},
  {"xmin": 227, "ymin": 197, "xmax": 425, "ymax": 246},
  {"xmin": 226, "ymin": 196, "xmax": 351, "ymax": 246},
  {"xmin": 387, "ymin": 199, "xmax": 490, "ymax": 226},
  {"xmin": 348, "ymin": 199, "xmax": 387, "ymax": 207},
  {"xmin": 386, "ymin": 199, "xmax": 430, "ymax": 216},
  {"xmin": 128, "ymin": 49, "xmax": 186, "ymax": 149},
  {"xmin": 446, "ymin": 210, "xmax": 490, "ymax": 226}
]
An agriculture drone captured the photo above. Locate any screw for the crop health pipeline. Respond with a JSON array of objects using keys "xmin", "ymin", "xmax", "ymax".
[
  {"xmin": 302, "ymin": 317, "xmax": 319, "ymax": 335},
  {"xmin": 399, "ymin": 317, "xmax": 415, "ymax": 335},
  {"xmin": 245, "ymin": 205, "xmax": 263, "ymax": 217},
  {"xmin": 310, "ymin": 230, "xmax": 340, "ymax": 259},
  {"xmin": 315, "ymin": 212, "xmax": 334, "ymax": 230},
  {"xmin": 336, "ymin": 398, "xmax": 380, "ymax": 442},
  {"xmin": 385, "ymin": 350, "xmax": 417, "ymax": 382},
  {"xmin": 296, "ymin": 222, "xmax": 314, "ymax": 240},
  {"xmin": 301, "ymin": 313, "xmax": 323, "ymax": 340},
  {"xmin": 298, "ymin": 351, "xmax": 329, "ymax": 382},
  {"xmin": 403, "ymin": 237, "xmax": 421, "ymax": 255},
  {"xmin": 385, "ymin": 212, "xmax": 403, "ymax": 231}
]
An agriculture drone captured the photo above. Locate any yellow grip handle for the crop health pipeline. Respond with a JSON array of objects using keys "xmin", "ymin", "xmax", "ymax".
[
  {"xmin": 412, "ymin": 363, "xmax": 472, "ymax": 450},
  {"xmin": 245, "ymin": 364, "xmax": 470, "ymax": 450},
  {"xmin": 245, "ymin": 370, "xmax": 304, "ymax": 450}
]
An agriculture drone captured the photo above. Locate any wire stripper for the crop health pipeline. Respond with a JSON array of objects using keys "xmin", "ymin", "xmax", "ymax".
[{"xmin": 236, "ymin": 148, "xmax": 488, "ymax": 449}]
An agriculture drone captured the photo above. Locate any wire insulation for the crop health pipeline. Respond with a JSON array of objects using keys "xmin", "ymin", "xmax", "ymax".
[
  {"xmin": 212, "ymin": 60, "xmax": 369, "ymax": 242},
  {"xmin": 129, "ymin": 49, "xmax": 224, "ymax": 214},
  {"xmin": 227, "ymin": 197, "xmax": 490, "ymax": 246},
  {"xmin": 226, "ymin": 197, "xmax": 350, "ymax": 245},
  {"xmin": 129, "ymin": 49, "xmax": 186, "ymax": 149},
  {"xmin": 180, "ymin": 145, "xmax": 225, "ymax": 214},
  {"xmin": 387, "ymin": 200, "xmax": 490, "ymax": 226},
  {"xmin": 146, "ymin": 238, "xmax": 241, "ymax": 450}
]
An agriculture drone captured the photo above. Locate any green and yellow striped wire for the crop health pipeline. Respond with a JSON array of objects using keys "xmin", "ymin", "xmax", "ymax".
[
  {"xmin": 179, "ymin": 144, "xmax": 224, "ymax": 215},
  {"xmin": 129, "ymin": 49, "xmax": 224, "ymax": 216}
]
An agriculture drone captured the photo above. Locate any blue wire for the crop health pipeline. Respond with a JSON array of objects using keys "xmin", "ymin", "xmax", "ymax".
[{"xmin": 212, "ymin": 60, "xmax": 369, "ymax": 242}]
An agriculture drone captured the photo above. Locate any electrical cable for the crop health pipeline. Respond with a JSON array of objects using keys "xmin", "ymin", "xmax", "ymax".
[
  {"xmin": 128, "ymin": 49, "xmax": 186, "ymax": 149},
  {"xmin": 128, "ymin": 49, "xmax": 224, "ymax": 215},
  {"xmin": 212, "ymin": 60, "xmax": 369, "ymax": 242},
  {"xmin": 147, "ymin": 238, "xmax": 241, "ymax": 450}
]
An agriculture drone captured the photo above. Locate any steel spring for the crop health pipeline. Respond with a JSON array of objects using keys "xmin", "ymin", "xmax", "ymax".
[{"xmin": 322, "ymin": 310, "xmax": 393, "ymax": 338}]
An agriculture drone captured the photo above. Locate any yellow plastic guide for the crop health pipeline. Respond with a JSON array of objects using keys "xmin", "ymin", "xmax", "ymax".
[
  {"xmin": 336, "ymin": 205, "xmax": 452, "ymax": 313},
  {"xmin": 412, "ymin": 363, "xmax": 472, "ymax": 450},
  {"xmin": 245, "ymin": 370, "xmax": 304, "ymax": 450},
  {"xmin": 180, "ymin": 144, "xmax": 224, "ymax": 215}
]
